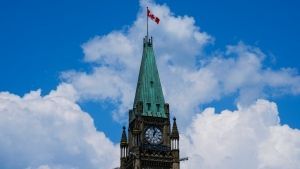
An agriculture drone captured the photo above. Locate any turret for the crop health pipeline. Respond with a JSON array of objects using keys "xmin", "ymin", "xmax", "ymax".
[
  {"xmin": 120, "ymin": 126, "xmax": 128, "ymax": 169},
  {"xmin": 171, "ymin": 117, "xmax": 180, "ymax": 169}
]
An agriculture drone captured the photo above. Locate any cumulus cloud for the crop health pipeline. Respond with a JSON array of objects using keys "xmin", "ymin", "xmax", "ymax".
[
  {"xmin": 62, "ymin": 1, "xmax": 300, "ymax": 126},
  {"xmin": 0, "ymin": 84, "xmax": 119, "ymax": 169},
  {"xmin": 180, "ymin": 99, "xmax": 300, "ymax": 169}
]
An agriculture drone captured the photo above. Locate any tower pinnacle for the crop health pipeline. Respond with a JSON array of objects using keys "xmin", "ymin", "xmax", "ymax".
[
  {"xmin": 120, "ymin": 126, "xmax": 128, "ymax": 145},
  {"xmin": 171, "ymin": 117, "xmax": 179, "ymax": 139}
]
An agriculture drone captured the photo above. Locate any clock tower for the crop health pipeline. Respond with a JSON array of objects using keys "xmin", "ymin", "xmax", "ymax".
[{"xmin": 119, "ymin": 36, "xmax": 180, "ymax": 169}]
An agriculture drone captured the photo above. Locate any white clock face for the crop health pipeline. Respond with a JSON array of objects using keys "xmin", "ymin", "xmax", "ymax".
[{"xmin": 145, "ymin": 126, "xmax": 163, "ymax": 144}]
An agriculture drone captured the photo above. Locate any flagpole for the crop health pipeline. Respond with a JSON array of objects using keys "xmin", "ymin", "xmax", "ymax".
[{"xmin": 147, "ymin": 6, "xmax": 149, "ymax": 39}]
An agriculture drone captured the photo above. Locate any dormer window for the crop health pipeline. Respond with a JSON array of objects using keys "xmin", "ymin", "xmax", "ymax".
[
  {"xmin": 156, "ymin": 104, "xmax": 160, "ymax": 112},
  {"xmin": 147, "ymin": 103, "xmax": 151, "ymax": 111},
  {"xmin": 150, "ymin": 81, "xmax": 154, "ymax": 87}
]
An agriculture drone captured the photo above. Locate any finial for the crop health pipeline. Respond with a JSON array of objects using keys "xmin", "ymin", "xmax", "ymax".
[
  {"xmin": 122, "ymin": 126, "xmax": 126, "ymax": 130},
  {"xmin": 173, "ymin": 117, "xmax": 176, "ymax": 121}
]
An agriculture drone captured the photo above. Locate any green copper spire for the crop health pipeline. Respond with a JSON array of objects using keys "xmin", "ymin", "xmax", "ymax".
[{"xmin": 131, "ymin": 37, "xmax": 166, "ymax": 121}]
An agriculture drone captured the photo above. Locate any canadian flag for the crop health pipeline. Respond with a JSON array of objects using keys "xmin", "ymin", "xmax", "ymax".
[{"xmin": 147, "ymin": 8, "xmax": 160, "ymax": 24}]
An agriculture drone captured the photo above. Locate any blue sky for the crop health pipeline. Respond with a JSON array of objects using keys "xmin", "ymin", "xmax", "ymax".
[{"xmin": 1, "ymin": 1, "xmax": 300, "ymax": 169}]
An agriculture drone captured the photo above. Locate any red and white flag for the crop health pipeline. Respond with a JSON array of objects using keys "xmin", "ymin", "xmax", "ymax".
[{"xmin": 147, "ymin": 8, "xmax": 160, "ymax": 24}]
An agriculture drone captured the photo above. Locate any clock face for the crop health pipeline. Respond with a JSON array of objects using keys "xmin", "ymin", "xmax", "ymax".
[{"xmin": 145, "ymin": 126, "xmax": 163, "ymax": 144}]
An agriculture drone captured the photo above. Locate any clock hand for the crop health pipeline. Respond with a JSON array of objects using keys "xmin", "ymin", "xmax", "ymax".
[{"xmin": 153, "ymin": 129, "xmax": 156, "ymax": 137}]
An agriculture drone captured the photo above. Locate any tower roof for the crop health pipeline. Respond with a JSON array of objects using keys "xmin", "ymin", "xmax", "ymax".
[
  {"xmin": 132, "ymin": 37, "xmax": 167, "ymax": 121},
  {"xmin": 171, "ymin": 117, "xmax": 179, "ymax": 139}
]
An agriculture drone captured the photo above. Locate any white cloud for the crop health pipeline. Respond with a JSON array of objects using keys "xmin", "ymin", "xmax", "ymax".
[
  {"xmin": 180, "ymin": 99, "xmax": 300, "ymax": 169},
  {"xmin": 0, "ymin": 83, "xmax": 119, "ymax": 169},
  {"xmin": 61, "ymin": 67, "xmax": 134, "ymax": 122},
  {"xmin": 82, "ymin": 32, "xmax": 135, "ymax": 66}
]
